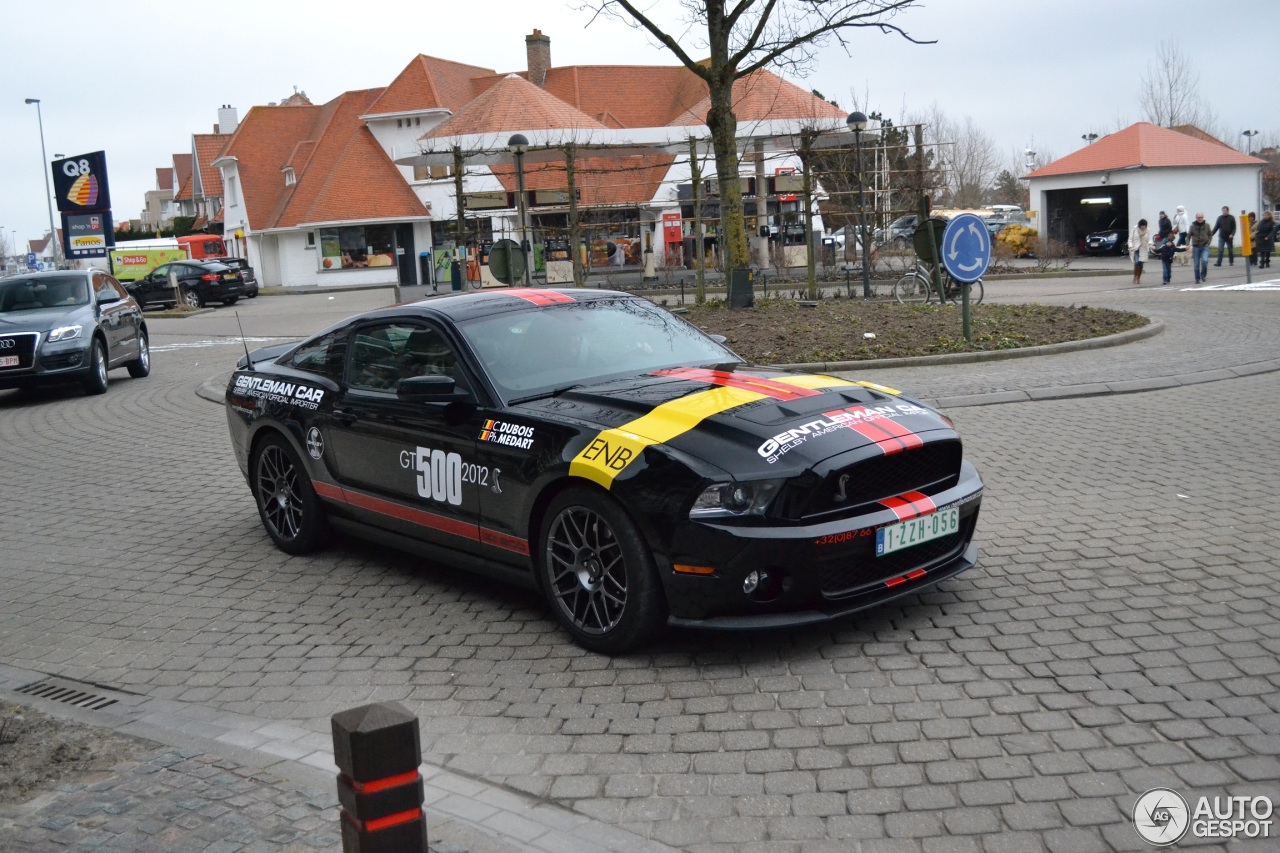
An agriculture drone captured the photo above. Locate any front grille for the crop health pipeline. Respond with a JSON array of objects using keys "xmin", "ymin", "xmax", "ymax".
[
  {"xmin": 0, "ymin": 333, "xmax": 39, "ymax": 370},
  {"xmin": 817, "ymin": 513, "xmax": 977, "ymax": 598},
  {"xmin": 785, "ymin": 440, "xmax": 962, "ymax": 520}
]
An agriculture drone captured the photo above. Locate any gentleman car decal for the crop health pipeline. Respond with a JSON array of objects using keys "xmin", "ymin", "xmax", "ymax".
[
  {"xmin": 233, "ymin": 375, "xmax": 326, "ymax": 410},
  {"xmin": 879, "ymin": 491, "xmax": 937, "ymax": 521},
  {"xmin": 505, "ymin": 288, "xmax": 574, "ymax": 305},
  {"xmin": 756, "ymin": 402, "xmax": 930, "ymax": 463},
  {"xmin": 311, "ymin": 480, "xmax": 529, "ymax": 556},
  {"xmin": 479, "ymin": 419, "xmax": 535, "ymax": 449},
  {"xmin": 825, "ymin": 405, "xmax": 924, "ymax": 455},
  {"xmin": 572, "ymin": 372, "xmax": 858, "ymax": 488}
]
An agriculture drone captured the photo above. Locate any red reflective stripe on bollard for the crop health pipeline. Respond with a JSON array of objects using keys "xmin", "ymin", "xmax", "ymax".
[
  {"xmin": 351, "ymin": 770, "xmax": 420, "ymax": 794},
  {"xmin": 365, "ymin": 808, "xmax": 422, "ymax": 832}
]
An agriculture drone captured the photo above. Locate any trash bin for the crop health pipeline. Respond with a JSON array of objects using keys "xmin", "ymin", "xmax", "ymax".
[
  {"xmin": 729, "ymin": 267, "xmax": 754, "ymax": 309},
  {"xmin": 450, "ymin": 260, "xmax": 462, "ymax": 291}
]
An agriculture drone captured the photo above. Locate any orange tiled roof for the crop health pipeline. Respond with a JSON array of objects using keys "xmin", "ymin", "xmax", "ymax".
[
  {"xmin": 425, "ymin": 74, "xmax": 608, "ymax": 139},
  {"xmin": 1028, "ymin": 122, "xmax": 1265, "ymax": 178},
  {"xmin": 666, "ymin": 68, "xmax": 845, "ymax": 126},
  {"xmin": 174, "ymin": 153, "xmax": 193, "ymax": 201},
  {"xmin": 226, "ymin": 91, "xmax": 427, "ymax": 231},
  {"xmin": 491, "ymin": 153, "xmax": 675, "ymax": 207},
  {"xmin": 367, "ymin": 55, "xmax": 496, "ymax": 115},
  {"xmin": 528, "ymin": 65, "xmax": 708, "ymax": 128},
  {"xmin": 194, "ymin": 133, "xmax": 230, "ymax": 199}
]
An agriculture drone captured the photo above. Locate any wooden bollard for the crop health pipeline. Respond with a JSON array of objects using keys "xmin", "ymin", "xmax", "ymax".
[{"xmin": 331, "ymin": 701, "xmax": 427, "ymax": 853}]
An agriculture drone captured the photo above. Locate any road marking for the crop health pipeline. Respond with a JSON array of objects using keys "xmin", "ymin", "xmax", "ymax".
[
  {"xmin": 151, "ymin": 336, "xmax": 293, "ymax": 353},
  {"xmin": 1180, "ymin": 279, "xmax": 1280, "ymax": 291}
]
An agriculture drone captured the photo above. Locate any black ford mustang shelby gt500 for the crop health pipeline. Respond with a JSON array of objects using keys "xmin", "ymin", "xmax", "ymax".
[{"xmin": 225, "ymin": 288, "xmax": 982, "ymax": 652}]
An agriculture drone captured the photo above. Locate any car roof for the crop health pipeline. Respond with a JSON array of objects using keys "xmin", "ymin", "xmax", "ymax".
[{"xmin": 1, "ymin": 269, "xmax": 94, "ymax": 281}]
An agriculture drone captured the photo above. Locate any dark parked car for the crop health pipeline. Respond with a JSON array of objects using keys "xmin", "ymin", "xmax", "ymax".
[
  {"xmin": 128, "ymin": 260, "xmax": 246, "ymax": 309},
  {"xmin": 874, "ymin": 214, "xmax": 918, "ymax": 248},
  {"xmin": 0, "ymin": 269, "xmax": 150, "ymax": 395},
  {"xmin": 1084, "ymin": 219, "xmax": 1127, "ymax": 255},
  {"xmin": 219, "ymin": 257, "xmax": 258, "ymax": 298},
  {"xmin": 225, "ymin": 288, "xmax": 983, "ymax": 652}
]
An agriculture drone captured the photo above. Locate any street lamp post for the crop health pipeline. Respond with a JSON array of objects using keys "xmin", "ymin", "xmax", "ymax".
[
  {"xmin": 24, "ymin": 98, "xmax": 61, "ymax": 268},
  {"xmin": 1242, "ymin": 129, "xmax": 1259, "ymax": 155},
  {"xmin": 506, "ymin": 133, "xmax": 532, "ymax": 287},
  {"xmin": 846, "ymin": 111, "xmax": 871, "ymax": 299},
  {"xmin": 1081, "ymin": 133, "xmax": 1098, "ymax": 144}
]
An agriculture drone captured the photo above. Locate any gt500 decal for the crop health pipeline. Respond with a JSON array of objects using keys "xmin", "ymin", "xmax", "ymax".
[
  {"xmin": 570, "ymin": 373, "xmax": 855, "ymax": 489},
  {"xmin": 400, "ymin": 447, "xmax": 462, "ymax": 506},
  {"xmin": 233, "ymin": 375, "xmax": 326, "ymax": 410}
]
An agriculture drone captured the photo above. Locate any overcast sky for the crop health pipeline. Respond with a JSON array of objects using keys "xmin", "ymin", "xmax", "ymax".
[{"xmin": 1, "ymin": 0, "xmax": 1272, "ymax": 254}]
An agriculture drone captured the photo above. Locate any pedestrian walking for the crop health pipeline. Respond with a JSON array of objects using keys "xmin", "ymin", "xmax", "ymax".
[
  {"xmin": 1255, "ymin": 211, "xmax": 1275, "ymax": 269},
  {"xmin": 1189, "ymin": 211, "xmax": 1212, "ymax": 283},
  {"xmin": 1152, "ymin": 230, "xmax": 1177, "ymax": 285},
  {"xmin": 1128, "ymin": 219, "xmax": 1151, "ymax": 284},
  {"xmin": 1173, "ymin": 205, "xmax": 1190, "ymax": 265},
  {"xmin": 1210, "ymin": 206, "xmax": 1235, "ymax": 265}
]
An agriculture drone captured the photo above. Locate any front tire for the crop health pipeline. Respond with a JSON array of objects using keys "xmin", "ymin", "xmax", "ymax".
[
  {"xmin": 82, "ymin": 338, "xmax": 109, "ymax": 395},
  {"xmin": 538, "ymin": 487, "xmax": 666, "ymax": 654},
  {"xmin": 127, "ymin": 330, "xmax": 150, "ymax": 378},
  {"xmin": 251, "ymin": 434, "xmax": 327, "ymax": 555}
]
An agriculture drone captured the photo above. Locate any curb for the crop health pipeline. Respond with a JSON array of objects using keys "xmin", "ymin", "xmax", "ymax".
[{"xmin": 775, "ymin": 319, "xmax": 1164, "ymax": 372}]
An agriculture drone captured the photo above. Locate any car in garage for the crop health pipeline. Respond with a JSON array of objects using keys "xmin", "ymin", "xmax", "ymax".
[
  {"xmin": 224, "ymin": 288, "xmax": 983, "ymax": 652},
  {"xmin": 0, "ymin": 269, "xmax": 150, "ymax": 395},
  {"xmin": 128, "ymin": 260, "xmax": 247, "ymax": 309},
  {"xmin": 1084, "ymin": 219, "xmax": 1127, "ymax": 255}
]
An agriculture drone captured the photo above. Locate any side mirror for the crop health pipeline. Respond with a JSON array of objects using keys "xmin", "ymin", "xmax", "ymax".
[
  {"xmin": 397, "ymin": 374, "xmax": 458, "ymax": 402},
  {"xmin": 708, "ymin": 334, "xmax": 727, "ymax": 344}
]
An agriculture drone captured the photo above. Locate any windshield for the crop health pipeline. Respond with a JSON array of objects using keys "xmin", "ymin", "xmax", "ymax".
[
  {"xmin": 0, "ymin": 275, "xmax": 90, "ymax": 312},
  {"xmin": 458, "ymin": 297, "xmax": 741, "ymax": 400}
]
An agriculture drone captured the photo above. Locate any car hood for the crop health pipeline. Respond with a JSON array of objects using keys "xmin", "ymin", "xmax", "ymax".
[
  {"xmin": 515, "ymin": 365, "xmax": 955, "ymax": 480},
  {"xmin": 0, "ymin": 305, "xmax": 91, "ymax": 332},
  {"xmin": 1086, "ymin": 230, "xmax": 1122, "ymax": 239}
]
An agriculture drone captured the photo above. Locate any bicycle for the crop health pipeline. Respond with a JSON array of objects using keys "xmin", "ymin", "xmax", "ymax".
[{"xmin": 893, "ymin": 262, "xmax": 984, "ymax": 305}]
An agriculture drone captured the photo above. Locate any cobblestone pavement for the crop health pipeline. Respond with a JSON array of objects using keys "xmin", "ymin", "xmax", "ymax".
[{"xmin": 2, "ymin": 274, "xmax": 1279, "ymax": 851}]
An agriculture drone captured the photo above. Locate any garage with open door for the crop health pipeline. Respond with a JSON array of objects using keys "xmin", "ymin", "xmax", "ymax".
[{"xmin": 1041, "ymin": 184, "xmax": 1130, "ymax": 254}]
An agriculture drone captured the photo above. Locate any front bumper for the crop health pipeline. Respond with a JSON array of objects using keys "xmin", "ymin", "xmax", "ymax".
[
  {"xmin": 657, "ymin": 462, "xmax": 983, "ymax": 628},
  {"xmin": 0, "ymin": 337, "xmax": 93, "ymax": 389}
]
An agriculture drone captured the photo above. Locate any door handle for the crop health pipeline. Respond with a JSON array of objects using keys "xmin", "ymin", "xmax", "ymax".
[{"xmin": 332, "ymin": 408, "xmax": 357, "ymax": 425}]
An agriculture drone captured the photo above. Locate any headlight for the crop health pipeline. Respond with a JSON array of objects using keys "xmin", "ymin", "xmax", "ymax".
[
  {"xmin": 47, "ymin": 325, "xmax": 83, "ymax": 342},
  {"xmin": 689, "ymin": 480, "xmax": 782, "ymax": 518}
]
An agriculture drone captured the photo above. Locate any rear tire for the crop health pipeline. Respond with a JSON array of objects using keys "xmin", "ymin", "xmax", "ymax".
[
  {"xmin": 251, "ymin": 434, "xmax": 328, "ymax": 555},
  {"xmin": 82, "ymin": 339, "xmax": 109, "ymax": 395},
  {"xmin": 126, "ymin": 330, "xmax": 151, "ymax": 378},
  {"xmin": 538, "ymin": 486, "xmax": 666, "ymax": 654},
  {"xmin": 181, "ymin": 286, "xmax": 203, "ymax": 309},
  {"xmin": 222, "ymin": 296, "xmax": 239, "ymax": 306}
]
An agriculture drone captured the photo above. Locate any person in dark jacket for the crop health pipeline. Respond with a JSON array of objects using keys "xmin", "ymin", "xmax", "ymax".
[
  {"xmin": 1189, "ymin": 211, "xmax": 1212, "ymax": 283},
  {"xmin": 1210, "ymin": 206, "xmax": 1236, "ymax": 265},
  {"xmin": 1152, "ymin": 231, "xmax": 1177, "ymax": 285},
  {"xmin": 1254, "ymin": 211, "xmax": 1276, "ymax": 269}
]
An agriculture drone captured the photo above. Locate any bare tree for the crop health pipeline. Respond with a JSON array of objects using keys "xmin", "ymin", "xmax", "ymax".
[
  {"xmin": 914, "ymin": 106, "xmax": 997, "ymax": 209},
  {"xmin": 583, "ymin": 0, "xmax": 926, "ymax": 272},
  {"xmin": 1138, "ymin": 39, "xmax": 1216, "ymax": 130}
]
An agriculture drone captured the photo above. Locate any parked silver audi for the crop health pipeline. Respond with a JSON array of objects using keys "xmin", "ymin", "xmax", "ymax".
[{"xmin": 0, "ymin": 269, "xmax": 150, "ymax": 395}]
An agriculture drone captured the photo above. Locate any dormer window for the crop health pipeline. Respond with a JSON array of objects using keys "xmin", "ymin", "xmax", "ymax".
[{"xmin": 284, "ymin": 167, "xmax": 296, "ymax": 186}]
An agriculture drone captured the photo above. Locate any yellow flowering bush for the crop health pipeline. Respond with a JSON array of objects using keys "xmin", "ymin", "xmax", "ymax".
[{"xmin": 996, "ymin": 224, "xmax": 1038, "ymax": 257}]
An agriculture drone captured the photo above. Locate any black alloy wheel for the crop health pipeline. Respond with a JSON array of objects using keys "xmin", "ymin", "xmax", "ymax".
[
  {"xmin": 251, "ymin": 435, "xmax": 327, "ymax": 554},
  {"xmin": 539, "ymin": 487, "xmax": 666, "ymax": 654}
]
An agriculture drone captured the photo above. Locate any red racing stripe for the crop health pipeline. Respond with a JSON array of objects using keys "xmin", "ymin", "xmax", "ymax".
[
  {"xmin": 312, "ymin": 481, "xmax": 529, "ymax": 555},
  {"xmin": 653, "ymin": 367, "xmax": 820, "ymax": 400},
  {"xmin": 878, "ymin": 491, "xmax": 937, "ymax": 521},
  {"xmin": 824, "ymin": 405, "xmax": 921, "ymax": 455},
  {"xmin": 505, "ymin": 288, "xmax": 574, "ymax": 305}
]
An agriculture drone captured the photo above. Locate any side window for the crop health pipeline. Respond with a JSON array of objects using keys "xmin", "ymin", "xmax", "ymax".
[
  {"xmin": 285, "ymin": 331, "xmax": 345, "ymax": 381},
  {"xmin": 104, "ymin": 275, "xmax": 129, "ymax": 300},
  {"xmin": 92, "ymin": 274, "xmax": 120, "ymax": 301},
  {"xmin": 345, "ymin": 322, "xmax": 468, "ymax": 394}
]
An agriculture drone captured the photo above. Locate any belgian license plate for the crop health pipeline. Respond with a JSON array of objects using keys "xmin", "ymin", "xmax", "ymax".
[
  {"xmin": 876, "ymin": 507, "xmax": 960, "ymax": 556},
  {"xmin": 0, "ymin": 355, "xmax": 18, "ymax": 368}
]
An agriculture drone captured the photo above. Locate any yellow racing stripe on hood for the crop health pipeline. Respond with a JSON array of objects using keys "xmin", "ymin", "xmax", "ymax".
[{"xmin": 568, "ymin": 373, "xmax": 864, "ymax": 489}]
